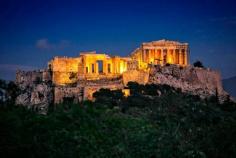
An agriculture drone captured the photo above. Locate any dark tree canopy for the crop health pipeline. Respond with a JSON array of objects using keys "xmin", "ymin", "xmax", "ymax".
[{"xmin": 193, "ymin": 60, "xmax": 204, "ymax": 68}]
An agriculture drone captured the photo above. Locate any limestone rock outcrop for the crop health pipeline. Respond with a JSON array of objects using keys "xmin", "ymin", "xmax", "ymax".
[
  {"xmin": 148, "ymin": 65, "xmax": 229, "ymax": 102},
  {"xmin": 16, "ymin": 83, "xmax": 53, "ymax": 114}
]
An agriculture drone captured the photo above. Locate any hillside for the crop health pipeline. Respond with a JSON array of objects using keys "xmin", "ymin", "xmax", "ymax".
[
  {"xmin": 1, "ymin": 83, "xmax": 236, "ymax": 158},
  {"xmin": 223, "ymin": 76, "xmax": 236, "ymax": 99}
]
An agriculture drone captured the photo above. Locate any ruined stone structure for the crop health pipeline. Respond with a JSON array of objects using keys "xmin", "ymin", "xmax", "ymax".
[
  {"xmin": 131, "ymin": 39, "xmax": 189, "ymax": 69},
  {"xmin": 48, "ymin": 40, "xmax": 189, "ymax": 86},
  {"xmin": 49, "ymin": 51, "xmax": 131, "ymax": 85},
  {"xmin": 15, "ymin": 39, "xmax": 230, "ymax": 113}
]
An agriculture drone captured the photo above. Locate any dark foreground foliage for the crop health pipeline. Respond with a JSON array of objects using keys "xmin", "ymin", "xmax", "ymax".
[{"xmin": 1, "ymin": 82, "xmax": 236, "ymax": 158}]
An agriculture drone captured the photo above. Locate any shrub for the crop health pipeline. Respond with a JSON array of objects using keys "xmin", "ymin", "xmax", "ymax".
[{"xmin": 193, "ymin": 60, "xmax": 204, "ymax": 68}]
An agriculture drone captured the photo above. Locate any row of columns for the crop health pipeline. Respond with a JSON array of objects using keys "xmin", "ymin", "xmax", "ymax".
[
  {"xmin": 142, "ymin": 48, "xmax": 188, "ymax": 66},
  {"xmin": 84, "ymin": 60, "xmax": 127, "ymax": 74}
]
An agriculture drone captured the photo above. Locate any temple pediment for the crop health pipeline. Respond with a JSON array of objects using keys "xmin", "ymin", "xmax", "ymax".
[{"xmin": 142, "ymin": 39, "xmax": 188, "ymax": 47}]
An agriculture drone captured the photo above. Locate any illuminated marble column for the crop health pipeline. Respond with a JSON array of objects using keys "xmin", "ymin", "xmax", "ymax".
[
  {"xmin": 147, "ymin": 49, "xmax": 150, "ymax": 63},
  {"xmin": 173, "ymin": 49, "xmax": 176, "ymax": 64},
  {"xmin": 176, "ymin": 49, "xmax": 179, "ymax": 64},
  {"xmin": 185, "ymin": 49, "xmax": 189, "ymax": 66},
  {"xmin": 160, "ymin": 49, "xmax": 164, "ymax": 66},
  {"xmin": 90, "ymin": 63, "xmax": 93, "ymax": 73},
  {"xmin": 184, "ymin": 49, "xmax": 188, "ymax": 66},
  {"xmin": 159, "ymin": 49, "xmax": 162, "ymax": 65},
  {"xmin": 169, "ymin": 49, "xmax": 174, "ymax": 64},
  {"xmin": 154, "ymin": 49, "xmax": 158, "ymax": 64},
  {"xmin": 179, "ymin": 50, "xmax": 183, "ymax": 65},
  {"xmin": 109, "ymin": 63, "xmax": 113, "ymax": 73},
  {"xmin": 140, "ymin": 49, "xmax": 143, "ymax": 62},
  {"xmin": 151, "ymin": 49, "xmax": 155, "ymax": 63},
  {"xmin": 151, "ymin": 49, "xmax": 153, "ymax": 63},
  {"xmin": 124, "ymin": 61, "xmax": 127, "ymax": 72},
  {"xmin": 166, "ymin": 49, "xmax": 170, "ymax": 63},
  {"xmin": 96, "ymin": 62, "xmax": 99, "ymax": 74},
  {"xmin": 103, "ymin": 60, "xmax": 107, "ymax": 74},
  {"xmin": 182, "ymin": 49, "xmax": 185, "ymax": 65},
  {"xmin": 143, "ymin": 49, "xmax": 146, "ymax": 63}
]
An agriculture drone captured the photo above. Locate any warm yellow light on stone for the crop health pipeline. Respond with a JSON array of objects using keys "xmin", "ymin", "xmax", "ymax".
[
  {"xmin": 122, "ymin": 89, "xmax": 130, "ymax": 97},
  {"xmin": 168, "ymin": 57, "xmax": 172, "ymax": 64},
  {"xmin": 49, "ymin": 40, "xmax": 189, "ymax": 86}
]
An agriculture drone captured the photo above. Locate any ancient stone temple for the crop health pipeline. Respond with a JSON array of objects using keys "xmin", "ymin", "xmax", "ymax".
[
  {"xmin": 131, "ymin": 39, "xmax": 189, "ymax": 69},
  {"xmin": 48, "ymin": 40, "xmax": 190, "ymax": 85}
]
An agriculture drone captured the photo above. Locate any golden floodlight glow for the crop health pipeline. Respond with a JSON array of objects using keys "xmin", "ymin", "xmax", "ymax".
[
  {"xmin": 122, "ymin": 89, "xmax": 130, "ymax": 97},
  {"xmin": 49, "ymin": 40, "xmax": 189, "ymax": 85}
]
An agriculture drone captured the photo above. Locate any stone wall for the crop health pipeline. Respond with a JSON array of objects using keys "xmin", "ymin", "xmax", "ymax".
[
  {"xmin": 122, "ymin": 70, "xmax": 149, "ymax": 85},
  {"xmin": 16, "ymin": 69, "xmax": 51, "ymax": 88},
  {"xmin": 83, "ymin": 83, "xmax": 124, "ymax": 100},
  {"xmin": 49, "ymin": 57, "xmax": 81, "ymax": 85},
  {"xmin": 16, "ymin": 70, "xmax": 43, "ymax": 88},
  {"xmin": 54, "ymin": 87, "xmax": 83, "ymax": 104},
  {"xmin": 54, "ymin": 81, "xmax": 123, "ymax": 103}
]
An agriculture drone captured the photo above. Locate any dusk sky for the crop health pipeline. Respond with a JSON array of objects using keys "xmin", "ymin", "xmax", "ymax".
[{"xmin": 0, "ymin": 0, "xmax": 236, "ymax": 80}]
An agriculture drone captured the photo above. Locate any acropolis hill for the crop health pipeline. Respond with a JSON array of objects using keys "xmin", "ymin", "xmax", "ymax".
[{"xmin": 15, "ymin": 39, "xmax": 229, "ymax": 114}]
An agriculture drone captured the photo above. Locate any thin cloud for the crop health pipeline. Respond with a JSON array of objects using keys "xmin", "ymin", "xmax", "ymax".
[
  {"xmin": 36, "ymin": 38, "xmax": 53, "ymax": 50},
  {"xmin": 35, "ymin": 38, "xmax": 71, "ymax": 50}
]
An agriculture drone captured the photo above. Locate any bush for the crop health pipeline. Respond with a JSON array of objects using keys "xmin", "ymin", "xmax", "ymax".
[{"xmin": 193, "ymin": 60, "xmax": 204, "ymax": 68}]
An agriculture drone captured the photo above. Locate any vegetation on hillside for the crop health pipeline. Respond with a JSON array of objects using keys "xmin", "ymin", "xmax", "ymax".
[
  {"xmin": 1, "ymin": 81, "xmax": 236, "ymax": 158},
  {"xmin": 193, "ymin": 60, "xmax": 204, "ymax": 68}
]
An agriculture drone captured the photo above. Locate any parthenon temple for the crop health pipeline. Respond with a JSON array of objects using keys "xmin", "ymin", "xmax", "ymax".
[
  {"xmin": 48, "ymin": 39, "xmax": 190, "ymax": 85},
  {"xmin": 131, "ymin": 39, "xmax": 189, "ymax": 69}
]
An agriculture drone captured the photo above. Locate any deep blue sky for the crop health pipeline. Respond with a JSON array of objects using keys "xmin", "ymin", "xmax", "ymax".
[{"xmin": 0, "ymin": 0, "xmax": 236, "ymax": 80}]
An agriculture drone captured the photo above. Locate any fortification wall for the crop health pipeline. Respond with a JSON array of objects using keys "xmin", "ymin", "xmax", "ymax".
[
  {"xmin": 50, "ymin": 57, "xmax": 81, "ymax": 72},
  {"xmin": 83, "ymin": 83, "xmax": 124, "ymax": 100},
  {"xmin": 122, "ymin": 70, "xmax": 149, "ymax": 85},
  {"xmin": 16, "ymin": 70, "xmax": 42, "ymax": 84},
  {"xmin": 54, "ymin": 87, "xmax": 83, "ymax": 104}
]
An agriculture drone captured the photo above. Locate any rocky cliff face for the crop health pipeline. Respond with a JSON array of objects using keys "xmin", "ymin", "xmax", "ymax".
[
  {"xmin": 14, "ymin": 65, "xmax": 231, "ymax": 112},
  {"xmin": 148, "ymin": 65, "xmax": 229, "ymax": 102},
  {"xmin": 15, "ymin": 83, "xmax": 53, "ymax": 114}
]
